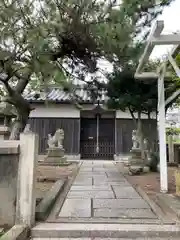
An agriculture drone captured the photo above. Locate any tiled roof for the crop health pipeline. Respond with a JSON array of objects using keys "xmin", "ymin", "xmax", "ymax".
[{"xmin": 24, "ymin": 88, "xmax": 108, "ymax": 103}]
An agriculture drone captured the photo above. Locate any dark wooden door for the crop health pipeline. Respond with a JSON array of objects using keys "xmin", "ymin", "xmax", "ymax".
[{"xmin": 80, "ymin": 118, "xmax": 115, "ymax": 159}]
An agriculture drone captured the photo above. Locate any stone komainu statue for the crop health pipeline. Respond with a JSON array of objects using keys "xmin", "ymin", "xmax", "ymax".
[
  {"xmin": 47, "ymin": 128, "xmax": 64, "ymax": 148},
  {"xmin": 132, "ymin": 129, "xmax": 140, "ymax": 149}
]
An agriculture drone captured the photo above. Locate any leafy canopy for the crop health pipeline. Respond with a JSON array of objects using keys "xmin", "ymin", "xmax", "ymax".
[{"xmin": 0, "ymin": 0, "xmax": 175, "ymax": 139}]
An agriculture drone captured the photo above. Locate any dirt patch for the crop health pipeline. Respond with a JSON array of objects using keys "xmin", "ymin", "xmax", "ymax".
[
  {"xmin": 125, "ymin": 167, "xmax": 177, "ymax": 197},
  {"xmin": 36, "ymin": 162, "xmax": 78, "ymax": 200}
]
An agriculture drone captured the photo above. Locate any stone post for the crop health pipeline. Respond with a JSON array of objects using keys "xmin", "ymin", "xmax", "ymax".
[
  {"xmin": 168, "ymin": 135, "xmax": 174, "ymax": 163},
  {"xmin": 16, "ymin": 132, "xmax": 39, "ymax": 227},
  {"xmin": 0, "ymin": 125, "xmax": 10, "ymax": 140}
]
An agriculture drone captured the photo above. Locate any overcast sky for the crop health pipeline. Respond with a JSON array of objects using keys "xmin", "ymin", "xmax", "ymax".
[
  {"xmin": 151, "ymin": 0, "xmax": 180, "ymax": 59},
  {"xmin": 98, "ymin": 0, "xmax": 180, "ymax": 73}
]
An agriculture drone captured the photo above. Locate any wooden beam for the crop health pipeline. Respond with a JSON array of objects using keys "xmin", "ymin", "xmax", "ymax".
[
  {"xmin": 171, "ymin": 45, "xmax": 180, "ymax": 57},
  {"xmin": 151, "ymin": 34, "xmax": 180, "ymax": 45},
  {"xmin": 168, "ymin": 54, "xmax": 180, "ymax": 77},
  {"xmin": 136, "ymin": 21, "xmax": 164, "ymax": 74},
  {"xmin": 135, "ymin": 72, "xmax": 171, "ymax": 80},
  {"xmin": 165, "ymin": 89, "xmax": 180, "ymax": 106}
]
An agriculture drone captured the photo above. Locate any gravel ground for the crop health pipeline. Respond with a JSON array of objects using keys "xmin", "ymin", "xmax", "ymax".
[
  {"xmin": 36, "ymin": 162, "xmax": 78, "ymax": 199},
  {"xmin": 125, "ymin": 167, "xmax": 176, "ymax": 196}
]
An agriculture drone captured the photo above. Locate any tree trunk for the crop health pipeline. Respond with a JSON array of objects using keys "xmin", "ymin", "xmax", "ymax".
[
  {"xmin": 137, "ymin": 111, "xmax": 145, "ymax": 162},
  {"xmin": 9, "ymin": 119, "xmax": 26, "ymax": 140},
  {"xmin": 128, "ymin": 106, "xmax": 137, "ymax": 128},
  {"xmin": 168, "ymin": 135, "xmax": 174, "ymax": 163},
  {"xmin": 147, "ymin": 112, "xmax": 153, "ymax": 152},
  {"xmin": 8, "ymin": 104, "xmax": 30, "ymax": 140}
]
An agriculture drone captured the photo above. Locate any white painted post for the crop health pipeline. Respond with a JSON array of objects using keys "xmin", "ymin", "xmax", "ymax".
[
  {"xmin": 158, "ymin": 65, "xmax": 168, "ymax": 193},
  {"xmin": 16, "ymin": 132, "xmax": 39, "ymax": 226}
]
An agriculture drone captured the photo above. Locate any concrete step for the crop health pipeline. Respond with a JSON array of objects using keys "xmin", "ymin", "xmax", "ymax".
[
  {"xmin": 31, "ymin": 223, "xmax": 180, "ymax": 239},
  {"xmin": 31, "ymin": 238, "xmax": 180, "ymax": 240}
]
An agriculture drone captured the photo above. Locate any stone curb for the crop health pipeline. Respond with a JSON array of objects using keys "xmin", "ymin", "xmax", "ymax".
[
  {"xmin": 46, "ymin": 161, "xmax": 82, "ymax": 221},
  {"xmin": 37, "ymin": 176, "xmax": 66, "ymax": 182},
  {"xmin": 38, "ymin": 160, "xmax": 78, "ymax": 166},
  {"xmin": 31, "ymin": 222, "xmax": 180, "ymax": 238},
  {"xmin": 157, "ymin": 194, "xmax": 180, "ymax": 222},
  {"xmin": 0, "ymin": 225, "xmax": 30, "ymax": 240},
  {"xmin": 38, "ymin": 162, "xmax": 71, "ymax": 166},
  {"xmin": 35, "ymin": 179, "xmax": 66, "ymax": 221},
  {"xmin": 51, "ymin": 217, "xmax": 162, "ymax": 224}
]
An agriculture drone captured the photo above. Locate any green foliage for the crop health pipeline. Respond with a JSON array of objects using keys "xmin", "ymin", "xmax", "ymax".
[
  {"xmin": 106, "ymin": 66, "xmax": 157, "ymax": 117},
  {"xmin": 0, "ymin": 0, "xmax": 174, "ymax": 89},
  {"xmin": 106, "ymin": 58, "xmax": 180, "ymax": 120},
  {"xmin": 163, "ymin": 53, "xmax": 180, "ymax": 109},
  {"xmin": 166, "ymin": 127, "xmax": 180, "ymax": 136},
  {"xmin": 149, "ymin": 152, "xmax": 160, "ymax": 172}
]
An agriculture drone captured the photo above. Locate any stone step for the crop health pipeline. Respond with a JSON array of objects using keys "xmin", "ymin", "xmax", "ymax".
[
  {"xmin": 31, "ymin": 223, "xmax": 180, "ymax": 239},
  {"xmin": 31, "ymin": 237, "xmax": 180, "ymax": 240}
]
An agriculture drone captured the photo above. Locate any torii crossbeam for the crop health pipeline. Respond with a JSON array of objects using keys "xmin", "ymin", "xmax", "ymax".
[{"xmin": 135, "ymin": 20, "xmax": 180, "ymax": 193}]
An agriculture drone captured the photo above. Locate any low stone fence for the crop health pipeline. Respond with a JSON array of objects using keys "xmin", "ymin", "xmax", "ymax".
[
  {"xmin": 0, "ymin": 141, "xmax": 19, "ymax": 226},
  {"xmin": 0, "ymin": 132, "xmax": 39, "ymax": 229}
]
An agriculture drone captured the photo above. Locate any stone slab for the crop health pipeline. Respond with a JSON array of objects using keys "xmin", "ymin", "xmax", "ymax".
[
  {"xmin": 78, "ymin": 173, "xmax": 107, "ymax": 177},
  {"xmin": 31, "ymin": 239, "xmax": 180, "ymax": 240},
  {"xmin": 93, "ymin": 168, "xmax": 118, "ymax": 173},
  {"xmin": 94, "ymin": 208, "xmax": 157, "ymax": 219},
  {"xmin": 92, "ymin": 167, "xmax": 106, "ymax": 172},
  {"xmin": 73, "ymin": 178, "xmax": 92, "ymax": 186},
  {"xmin": 112, "ymin": 186, "xmax": 141, "ymax": 199},
  {"xmin": 106, "ymin": 173, "xmax": 124, "ymax": 177},
  {"xmin": 94, "ymin": 239, "xmax": 179, "ymax": 240},
  {"xmin": 93, "ymin": 199, "xmax": 150, "ymax": 209},
  {"xmin": 75, "ymin": 176, "xmax": 93, "ymax": 181},
  {"xmin": 67, "ymin": 190, "xmax": 114, "ymax": 199},
  {"xmin": 32, "ymin": 239, "xmax": 91, "ymax": 240},
  {"xmin": 106, "ymin": 177, "xmax": 127, "ymax": 182},
  {"xmin": 59, "ymin": 199, "xmax": 91, "ymax": 218},
  {"xmin": 80, "ymin": 167, "xmax": 93, "ymax": 172},
  {"xmin": 93, "ymin": 180, "xmax": 130, "ymax": 186},
  {"xmin": 93, "ymin": 177, "xmax": 109, "ymax": 182},
  {"xmin": 93, "ymin": 176, "xmax": 127, "ymax": 182},
  {"xmin": 71, "ymin": 186, "xmax": 112, "ymax": 191}
]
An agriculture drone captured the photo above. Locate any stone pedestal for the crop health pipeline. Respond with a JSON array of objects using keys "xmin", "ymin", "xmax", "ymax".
[
  {"xmin": 44, "ymin": 147, "xmax": 68, "ymax": 166},
  {"xmin": 128, "ymin": 148, "xmax": 144, "ymax": 175}
]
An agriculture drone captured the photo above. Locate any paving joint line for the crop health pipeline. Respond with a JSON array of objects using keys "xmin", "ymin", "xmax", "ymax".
[
  {"xmin": 91, "ymin": 198, "xmax": 94, "ymax": 218},
  {"xmin": 110, "ymin": 184, "xmax": 117, "ymax": 199}
]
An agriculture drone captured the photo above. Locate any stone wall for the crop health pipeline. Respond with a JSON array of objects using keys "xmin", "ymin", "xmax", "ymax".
[
  {"xmin": 0, "ymin": 133, "xmax": 38, "ymax": 228},
  {"xmin": 0, "ymin": 141, "xmax": 20, "ymax": 226}
]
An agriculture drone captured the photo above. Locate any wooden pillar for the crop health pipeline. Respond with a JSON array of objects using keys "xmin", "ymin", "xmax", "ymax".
[{"xmin": 158, "ymin": 64, "xmax": 168, "ymax": 193}]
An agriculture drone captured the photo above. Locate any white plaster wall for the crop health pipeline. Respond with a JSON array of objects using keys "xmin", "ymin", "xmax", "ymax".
[
  {"xmin": 29, "ymin": 104, "xmax": 156, "ymax": 119},
  {"xmin": 29, "ymin": 104, "xmax": 80, "ymax": 118},
  {"xmin": 116, "ymin": 110, "xmax": 156, "ymax": 119}
]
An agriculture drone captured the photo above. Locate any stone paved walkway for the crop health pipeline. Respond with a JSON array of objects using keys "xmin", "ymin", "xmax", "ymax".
[{"xmin": 58, "ymin": 161, "xmax": 157, "ymax": 220}]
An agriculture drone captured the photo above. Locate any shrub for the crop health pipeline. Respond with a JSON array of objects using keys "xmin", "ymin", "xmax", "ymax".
[{"xmin": 149, "ymin": 152, "xmax": 160, "ymax": 172}]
